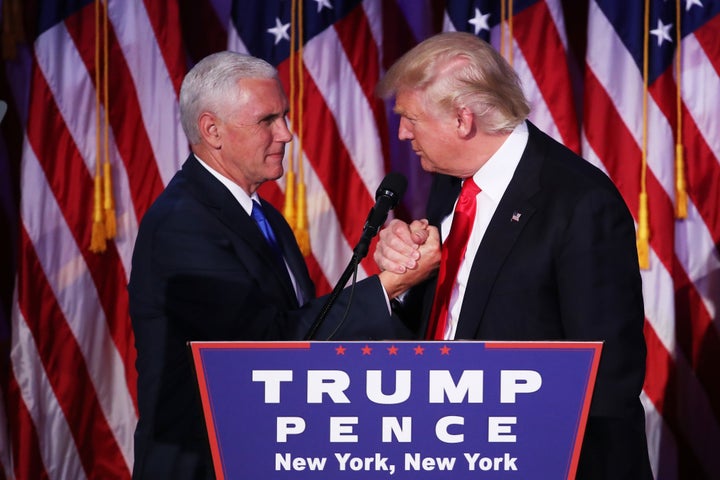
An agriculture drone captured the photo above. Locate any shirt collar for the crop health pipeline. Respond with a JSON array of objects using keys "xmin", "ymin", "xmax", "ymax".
[
  {"xmin": 194, "ymin": 154, "xmax": 259, "ymax": 215},
  {"xmin": 472, "ymin": 121, "xmax": 529, "ymax": 203}
]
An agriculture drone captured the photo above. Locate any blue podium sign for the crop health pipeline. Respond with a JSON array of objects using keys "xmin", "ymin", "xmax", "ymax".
[{"xmin": 190, "ymin": 341, "xmax": 601, "ymax": 480}]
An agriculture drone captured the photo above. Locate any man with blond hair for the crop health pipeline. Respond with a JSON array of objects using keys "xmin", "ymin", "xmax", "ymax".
[{"xmin": 375, "ymin": 32, "xmax": 652, "ymax": 479}]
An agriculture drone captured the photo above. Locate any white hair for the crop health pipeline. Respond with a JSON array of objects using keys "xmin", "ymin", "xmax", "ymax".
[{"xmin": 179, "ymin": 51, "xmax": 278, "ymax": 144}]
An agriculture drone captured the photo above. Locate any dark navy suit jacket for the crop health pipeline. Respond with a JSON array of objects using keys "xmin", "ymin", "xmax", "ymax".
[
  {"xmin": 128, "ymin": 155, "xmax": 410, "ymax": 479},
  {"xmin": 398, "ymin": 122, "xmax": 652, "ymax": 479}
]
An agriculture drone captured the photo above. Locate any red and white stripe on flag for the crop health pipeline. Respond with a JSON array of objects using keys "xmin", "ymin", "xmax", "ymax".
[
  {"xmin": 1, "ymin": 0, "xmax": 394, "ymax": 476},
  {"xmin": 2, "ymin": 1, "xmax": 719, "ymax": 479},
  {"xmin": 1, "ymin": 1, "xmax": 188, "ymax": 478},
  {"xmin": 583, "ymin": 1, "xmax": 720, "ymax": 478},
  {"xmin": 443, "ymin": 0, "xmax": 580, "ymax": 153},
  {"xmin": 227, "ymin": 0, "xmax": 390, "ymax": 294}
]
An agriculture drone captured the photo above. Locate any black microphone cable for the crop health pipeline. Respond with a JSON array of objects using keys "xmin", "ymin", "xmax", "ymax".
[{"xmin": 305, "ymin": 172, "xmax": 407, "ymax": 340}]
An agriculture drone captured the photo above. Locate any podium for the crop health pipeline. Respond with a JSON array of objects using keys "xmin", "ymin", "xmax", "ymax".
[{"xmin": 190, "ymin": 341, "xmax": 601, "ymax": 479}]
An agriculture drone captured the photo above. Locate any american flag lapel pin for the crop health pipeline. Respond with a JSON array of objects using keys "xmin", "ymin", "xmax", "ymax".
[{"xmin": 511, "ymin": 211, "xmax": 522, "ymax": 222}]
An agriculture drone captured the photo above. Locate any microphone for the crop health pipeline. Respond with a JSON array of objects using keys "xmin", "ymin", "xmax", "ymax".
[
  {"xmin": 305, "ymin": 172, "xmax": 407, "ymax": 340},
  {"xmin": 353, "ymin": 172, "xmax": 407, "ymax": 259}
]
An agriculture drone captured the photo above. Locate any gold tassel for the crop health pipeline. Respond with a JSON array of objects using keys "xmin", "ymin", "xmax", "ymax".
[
  {"xmin": 283, "ymin": 0, "xmax": 297, "ymax": 233},
  {"xmin": 636, "ymin": 192, "xmax": 650, "ymax": 269},
  {"xmin": 637, "ymin": 0, "xmax": 651, "ymax": 270},
  {"xmin": 675, "ymin": 144, "xmax": 687, "ymax": 219},
  {"xmin": 295, "ymin": 181, "xmax": 311, "ymax": 256},
  {"xmin": 674, "ymin": 0, "xmax": 687, "ymax": 220},
  {"xmin": 90, "ymin": 0, "xmax": 106, "ymax": 253},
  {"xmin": 294, "ymin": 0, "xmax": 310, "ymax": 255},
  {"xmin": 283, "ymin": 168, "xmax": 297, "ymax": 228},
  {"xmin": 91, "ymin": 0, "xmax": 115, "ymax": 251},
  {"xmin": 103, "ymin": 160, "xmax": 117, "ymax": 238},
  {"xmin": 285, "ymin": 0, "xmax": 298, "ymax": 231},
  {"xmin": 90, "ymin": 170, "xmax": 107, "ymax": 253},
  {"xmin": 284, "ymin": 0, "xmax": 311, "ymax": 255},
  {"xmin": 101, "ymin": 0, "xmax": 116, "ymax": 239}
]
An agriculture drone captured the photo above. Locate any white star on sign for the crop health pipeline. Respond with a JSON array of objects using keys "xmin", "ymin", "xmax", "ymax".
[
  {"xmin": 267, "ymin": 17, "xmax": 290, "ymax": 45},
  {"xmin": 314, "ymin": 0, "xmax": 333, "ymax": 12},
  {"xmin": 468, "ymin": 8, "xmax": 491, "ymax": 35},
  {"xmin": 649, "ymin": 19, "xmax": 673, "ymax": 47}
]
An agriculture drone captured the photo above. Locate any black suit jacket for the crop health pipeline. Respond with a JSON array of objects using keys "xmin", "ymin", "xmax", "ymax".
[
  {"xmin": 128, "ymin": 156, "xmax": 410, "ymax": 479},
  {"xmin": 398, "ymin": 122, "xmax": 652, "ymax": 479}
]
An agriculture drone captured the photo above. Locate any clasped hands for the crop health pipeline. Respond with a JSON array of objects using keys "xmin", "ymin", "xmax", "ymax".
[{"xmin": 376, "ymin": 219, "xmax": 441, "ymax": 299}]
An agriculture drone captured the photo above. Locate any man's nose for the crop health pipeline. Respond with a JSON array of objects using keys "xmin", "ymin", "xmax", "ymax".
[
  {"xmin": 398, "ymin": 117, "xmax": 413, "ymax": 141},
  {"xmin": 275, "ymin": 117, "xmax": 293, "ymax": 142}
]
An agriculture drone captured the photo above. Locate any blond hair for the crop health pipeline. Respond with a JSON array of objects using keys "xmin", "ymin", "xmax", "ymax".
[{"xmin": 377, "ymin": 32, "xmax": 530, "ymax": 134}]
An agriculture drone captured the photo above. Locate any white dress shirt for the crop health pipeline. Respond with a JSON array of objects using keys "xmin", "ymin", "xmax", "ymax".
[
  {"xmin": 439, "ymin": 121, "xmax": 529, "ymax": 339},
  {"xmin": 195, "ymin": 155, "xmax": 304, "ymax": 305}
]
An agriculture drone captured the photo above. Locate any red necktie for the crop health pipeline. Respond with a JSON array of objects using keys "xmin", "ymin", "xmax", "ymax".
[{"xmin": 426, "ymin": 178, "xmax": 481, "ymax": 340}]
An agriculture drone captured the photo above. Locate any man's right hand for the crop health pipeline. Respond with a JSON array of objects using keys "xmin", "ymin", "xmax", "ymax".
[
  {"xmin": 376, "ymin": 219, "xmax": 440, "ymax": 299},
  {"xmin": 374, "ymin": 219, "xmax": 432, "ymax": 273}
]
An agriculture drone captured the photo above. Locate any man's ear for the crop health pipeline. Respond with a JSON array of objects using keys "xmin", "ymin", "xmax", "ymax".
[
  {"xmin": 198, "ymin": 112, "xmax": 221, "ymax": 149},
  {"xmin": 456, "ymin": 106, "xmax": 476, "ymax": 139}
]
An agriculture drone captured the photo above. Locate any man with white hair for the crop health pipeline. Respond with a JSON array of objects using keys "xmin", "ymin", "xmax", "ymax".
[{"xmin": 128, "ymin": 51, "xmax": 439, "ymax": 479}]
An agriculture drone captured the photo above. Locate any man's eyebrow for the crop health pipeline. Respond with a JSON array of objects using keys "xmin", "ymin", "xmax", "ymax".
[
  {"xmin": 393, "ymin": 106, "xmax": 417, "ymax": 119},
  {"xmin": 259, "ymin": 108, "xmax": 289, "ymax": 123}
]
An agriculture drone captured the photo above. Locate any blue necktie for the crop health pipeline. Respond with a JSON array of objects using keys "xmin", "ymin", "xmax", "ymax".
[
  {"xmin": 252, "ymin": 200, "xmax": 306, "ymax": 306},
  {"xmin": 251, "ymin": 200, "xmax": 286, "ymax": 269}
]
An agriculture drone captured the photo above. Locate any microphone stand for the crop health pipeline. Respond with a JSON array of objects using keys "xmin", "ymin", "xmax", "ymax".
[
  {"xmin": 303, "ymin": 172, "xmax": 405, "ymax": 340},
  {"xmin": 304, "ymin": 202, "xmax": 381, "ymax": 340},
  {"xmin": 303, "ymin": 252, "xmax": 361, "ymax": 340}
]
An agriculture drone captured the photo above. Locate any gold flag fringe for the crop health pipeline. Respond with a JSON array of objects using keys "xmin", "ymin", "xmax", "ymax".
[
  {"xmin": 283, "ymin": 168, "xmax": 297, "ymax": 227},
  {"xmin": 637, "ymin": 192, "xmax": 650, "ymax": 269},
  {"xmin": 90, "ymin": 0, "xmax": 107, "ymax": 253},
  {"xmin": 102, "ymin": 0, "xmax": 116, "ymax": 239},
  {"xmin": 286, "ymin": 0, "xmax": 311, "ymax": 256},
  {"xmin": 636, "ymin": 0, "xmax": 651, "ymax": 269},
  {"xmin": 90, "ymin": 165, "xmax": 106, "ymax": 253},
  {"xmin": 295, "ymin": 181, "xmax": 310, "ymax": 256},
  {"xmin": 500, "ymin": 0, "xmax": 514, "ymax": 65},
  {"xmin": 90, "ymin": 0, "xmax": 115, "ymax": 253},
  {"xmin": 675, "ymin": 144, "xmax": 687, "ymax": 218},
  {"xmin": 674, "ymin": 0, "xmax": 687, "ymax": 219},
  {"xmin": 103, "ymin": 160, "xmax": 116, "ymax": 238}
]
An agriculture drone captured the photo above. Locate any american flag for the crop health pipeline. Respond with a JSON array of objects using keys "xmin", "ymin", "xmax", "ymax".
[
  {"xmin": 0, "ymin": 1, "xmax": 718, "ymax": 479},
  {"xmin": 0, "ymin": 0, "xmax": 187, "ymax": 477},
  {"xmin": 443, "ymin": 0, "xmax": 580, "ymax": 153},
  {"xmin": 227, "ymin": 0, "xmax": 392, "ymax": 293},
  {"xmin": 583, "ymin": 1, "xmax": 720, "ymax": 478},
  {"xmin": 0, "ymin": 0, "xmax": 418, "ymax": 477}
]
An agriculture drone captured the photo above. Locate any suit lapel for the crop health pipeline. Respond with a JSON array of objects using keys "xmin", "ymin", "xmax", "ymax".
[
  {"xmin": 454, "ymin": 123, "xmax": 545, "ymax": 339},
  {"xmin": 262, "ymin": 199, "xmax": 316, "ymax": 305},
  {"xmin": 181, "ymin": 156, "xmax": 301, "ymax": 306},
  {"xmin": 427, "ymin": 175, "xmax": 462, "ymax": 229},
  {"xmin": 411, "ymin": 175, "xmax": 463, "ymax": 335}
]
